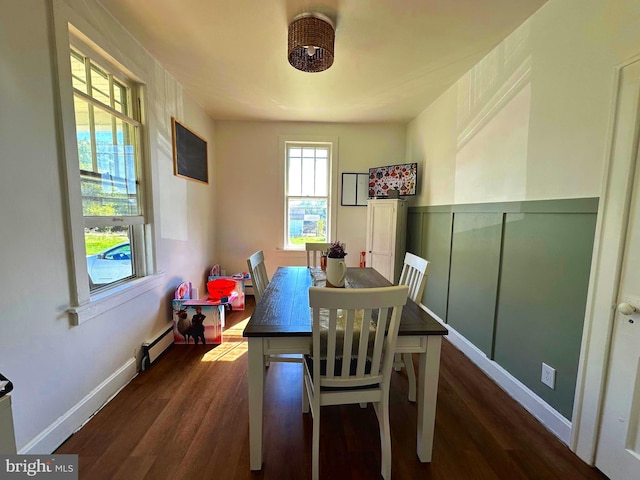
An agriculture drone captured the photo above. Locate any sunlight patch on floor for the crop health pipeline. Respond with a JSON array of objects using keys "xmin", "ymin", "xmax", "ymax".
[
  {"xmin": 200, "ymin": 341, "xmax": 247, "ymax": 362},
  {"xmin": 224, "ymin": 317, "xmax": 251, "ymax": 336},
  {"xmin": 199, "ymin": 317, "xmax": 250, "ymax": 362}
]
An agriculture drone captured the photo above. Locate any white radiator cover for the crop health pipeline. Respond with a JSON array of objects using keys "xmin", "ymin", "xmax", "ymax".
[{"xmin": 142, "ymin": 325, "xmax": 174, "ymax": 370}]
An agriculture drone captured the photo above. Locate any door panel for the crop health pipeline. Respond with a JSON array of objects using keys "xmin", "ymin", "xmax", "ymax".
[
  {"xmin": 367, "ymin": 201, "xmax": 395, "ymax": 281},
  {"xmin": 596, "ymin": 60, "xmax": 640, "ymax": 480}
]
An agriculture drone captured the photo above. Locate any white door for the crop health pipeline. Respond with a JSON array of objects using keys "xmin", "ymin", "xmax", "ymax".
[{"xmin": 595, "ymin": 61, "xmax": 640, "ymax": 480}]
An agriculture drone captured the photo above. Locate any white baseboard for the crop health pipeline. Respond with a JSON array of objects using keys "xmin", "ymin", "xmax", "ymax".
[
  {"xmin": 423, "ymin": 305, "xmax": 572, "ymax": 445},
  {"xmin": 19, "ymin": 357, "xmax": 137, "ymax": 454}
]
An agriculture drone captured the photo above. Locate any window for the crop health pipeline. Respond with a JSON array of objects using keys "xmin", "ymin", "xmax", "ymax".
[
  {"xmin": 51, "ymin": 9, "xmax": 162, "ymax": 324},
  {"xmin": 70, "ymin": 47, "xmax": 146, "ymax": 292},
  {"xmin": 285, "ymin": 143, "xmax": 331, "ymax": 248}
]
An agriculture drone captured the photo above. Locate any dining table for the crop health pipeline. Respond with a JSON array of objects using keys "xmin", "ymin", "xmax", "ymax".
[{"xmin": 242, "ymin": 266, "xmax": 448, "ymax": 471}]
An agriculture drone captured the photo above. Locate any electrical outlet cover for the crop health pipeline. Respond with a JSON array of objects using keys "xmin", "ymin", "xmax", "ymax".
[{"xmin": 541, "ymin": 362, "xmax": 556, "ymax": 389}]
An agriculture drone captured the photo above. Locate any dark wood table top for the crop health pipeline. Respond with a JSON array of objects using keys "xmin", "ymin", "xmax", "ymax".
[{"xmin": 243, "ymin": 266, "xmax": 448, "ymax": 338}]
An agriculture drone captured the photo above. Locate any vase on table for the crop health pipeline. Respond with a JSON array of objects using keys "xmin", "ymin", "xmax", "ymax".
[
  {"xmin": 320, "ymin": 252, "xmax": 327, "ymax": 271},
  {"xmin": 325, "ymin": 257, "xmax": 347, "ymax": 288}
]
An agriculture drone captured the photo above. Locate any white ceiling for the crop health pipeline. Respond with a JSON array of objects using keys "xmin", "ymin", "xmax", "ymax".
[{"xmin": 99, "ymin": 0, "xmax": 547, "ymax": 123}]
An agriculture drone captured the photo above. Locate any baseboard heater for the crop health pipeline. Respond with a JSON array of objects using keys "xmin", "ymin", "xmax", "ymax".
[{"xmin": 141, "ymin": 325, "xmax": 174, "ymax": 370}]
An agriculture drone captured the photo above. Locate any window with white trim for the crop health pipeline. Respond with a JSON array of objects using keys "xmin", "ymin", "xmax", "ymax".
[
  {"xmin": 69, "ymin": 46, "xmax": 148, "ymax": 292},
  {"xmin": 285, "ymin": 143, "xmax": 332, "ymax": 248}
]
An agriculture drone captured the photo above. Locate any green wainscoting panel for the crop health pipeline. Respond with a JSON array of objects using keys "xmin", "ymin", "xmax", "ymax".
[
  {"xmin": 406, "ymin": 211, "xmax": 424, "ymax": 257},
  {"xmin": 408, "ymin": 198, "xmax": 598, "ymax": 420},
  {"xmin": 447, "ymin": 213, "xmax": 503, "ymax": 356},
  {"xmin": 417, "ymin": 211, "xmax": 452, "ymax": 320},
  {"xmin": 493, "ymin": 212, "xmax": 597, "ymax": 419}
]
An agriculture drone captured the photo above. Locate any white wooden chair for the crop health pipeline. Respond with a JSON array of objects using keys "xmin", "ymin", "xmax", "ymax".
[
  {"xmin": 395, "ymin": 252, "xmax": 430, "ymax": 402},
  {"xmin": 246, "ymin": 250, "xmax": 270, "ymax": 303},
  {"xmin": 303, "ymin": 285, "xmax": 409, "ymax": 480},
  {"xmin": 247, "ymin": 250, "xmax": 301, "ymax": 366},
  {"xmin": 247, "ymin": 250, "xmax": 272, "ymax": 365},
  {"xmin": 305, "ymin": 242, "xmax": 331, "ymax": 268}
]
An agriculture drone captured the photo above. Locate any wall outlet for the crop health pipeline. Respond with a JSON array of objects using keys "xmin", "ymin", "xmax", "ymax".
[{"xmin": 541, "ymin": 363, "xmax": 556, "ymax": 389}]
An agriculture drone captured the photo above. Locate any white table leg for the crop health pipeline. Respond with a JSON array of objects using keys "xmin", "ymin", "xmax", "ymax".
[
  {"xmin": 416, "ymin": 335, "xmax": 442, "ymax": 462},
  {"xmin": 248, "ymin": 337, "xmax": 265, "ymax": 470}
]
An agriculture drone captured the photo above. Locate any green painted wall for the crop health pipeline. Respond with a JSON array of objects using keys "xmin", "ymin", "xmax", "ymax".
[
  {"xmin": 407, "ymin": 198, "xmax": 598, "ymax": 419},
  {"xmin": 494, "ymin": 211, "xmax": 597, "ymax": 419},
  {"xmin": 447, "ymin": 213, "xmax": 503, "ymax": 356},
  {"xmin": 406, "ymin": 211, "xmax": 424, "ymax": 258},
  {"xmin": 407, "ymin": 209, "xmax": 452, "ymax": 320}
]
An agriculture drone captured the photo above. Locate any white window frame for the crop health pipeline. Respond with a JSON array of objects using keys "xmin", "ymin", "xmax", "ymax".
[
  {"xmin": 280, "ymin": 135, "xmax": 339, "ymax": 250},
  {"xmin": 52, "ymin": 2, "xmax": 162, "ymax": 325}
]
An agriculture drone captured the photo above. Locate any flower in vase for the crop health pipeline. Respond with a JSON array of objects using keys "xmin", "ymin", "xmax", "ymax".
[{"xmin": 327, "ymin": 241, "xmax": 347, "ymax": 258}]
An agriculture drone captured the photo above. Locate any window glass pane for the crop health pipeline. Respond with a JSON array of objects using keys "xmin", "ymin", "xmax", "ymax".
[
  {"xmin": 90, "ymin": 64, "xmax": 111, "ymax": 106},
  {"xmin": 85, "ymin": 226, "xmax": 133, "ymax": 290},
  {"xmin": 288, "ymin": 156, "xmax": 301, "ymax": 195},
  {"xmin": 289, "ymin": 147, "xmax": 302, "ymax": 158},
  {"xmin": 314, "ymin": 158, "xmax": 329, "ymax": 196},
  {"xmin": 287, "ymin": 198, "xmax": 327, "ymax": 246},
  {"xmin": 93, "ymin": 106, "xmax": 116, "ymax": 174},
  {"xmin": 112, "ymin": 80, "xmax": 127, "ymax": 115},
  {"xmin": 74, "ymin": 96, "xmax": 94, "ymax": 171},
  {"xmin": 70, "ymin": 52, "xmax": 87, "ymax": 94},
  {"xmin": 77, "ymin": 104, "xmax": 139, "ymax": 216},
  {"xmin": 315, "ymin": 157, "xmax": 328, "ymax": 196},
  {"xmin": 301, "ymin": 156, "xmax": 315, "ymax": 195}
]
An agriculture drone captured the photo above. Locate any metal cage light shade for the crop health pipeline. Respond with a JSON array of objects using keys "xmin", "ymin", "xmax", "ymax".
[{"xmin": 288, "ymin": 13, "xmax": 335, "ymax": 73}]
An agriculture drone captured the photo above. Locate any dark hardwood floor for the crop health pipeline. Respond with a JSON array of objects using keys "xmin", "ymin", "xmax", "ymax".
[{"xmin": 56, "ymin": 297, "xmax": 607, "ymax": 479}]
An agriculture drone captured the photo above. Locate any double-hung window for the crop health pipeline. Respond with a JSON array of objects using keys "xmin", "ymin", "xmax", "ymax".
[
  {"xmin": 285, "ymin": 143, "xmax": 332, "ymax": 248},
  {"xmin": 69, "ymin": 47, "xmax": 147, "ymax": 292}
]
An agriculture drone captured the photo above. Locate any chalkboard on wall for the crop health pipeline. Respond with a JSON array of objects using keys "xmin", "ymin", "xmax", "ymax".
[{"xmin": 172, "ymin": 118, "xmax": 208, "ymax": 184}]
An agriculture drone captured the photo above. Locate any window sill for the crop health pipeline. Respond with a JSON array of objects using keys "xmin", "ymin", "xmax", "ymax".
[{"xmin": 68, "ymin": 271, "xmax": 166, "ymax": 325}]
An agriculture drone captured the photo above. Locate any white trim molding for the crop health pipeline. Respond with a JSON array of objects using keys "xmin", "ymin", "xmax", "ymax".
[
  {"xmin": 68, "ymin": 271, "xmax": 165, "ymax": 325},
  {"xmin": 423, "ymin": 305, "xmax": 572, "ymax": 445},
  {"xmin": 19, "ymin": 358, "xmax": 137, "ymax": 454}
]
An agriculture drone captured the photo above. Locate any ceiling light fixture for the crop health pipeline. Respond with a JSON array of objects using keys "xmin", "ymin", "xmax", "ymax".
[{"xmin": 288, "ymin": 13, "xmax": 335, "ymax": 73}]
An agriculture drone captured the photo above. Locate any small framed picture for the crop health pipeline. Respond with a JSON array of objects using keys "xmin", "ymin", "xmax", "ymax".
[{"xmin": 341, "ymin": 172, "xmax": 369, "ymax": 206}]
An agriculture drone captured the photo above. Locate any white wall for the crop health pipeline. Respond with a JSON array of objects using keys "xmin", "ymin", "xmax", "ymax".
[
  {"xmin": 406, "ymin": 0, "xmax": 640, "ymax": 206},
  {"xmin": 214, "ymin": 121, "xmax": 406, "ymax": 277},
  {"xmin": 0, "ymin": 0, "xmax": 217, "ymax": 452}
]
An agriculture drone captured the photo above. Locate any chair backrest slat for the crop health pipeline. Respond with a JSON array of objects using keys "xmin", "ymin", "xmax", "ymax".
[
  {"xmin": 341, "ymin": 311, "xmax": 354, "ymax": 376},
  {"xmin": 326, "ymin": 309, "xmax": 337, "ymax": 377},
  {"xmin": 355, "ymin": 309, "xmax": 370, "ymax": 377}
]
